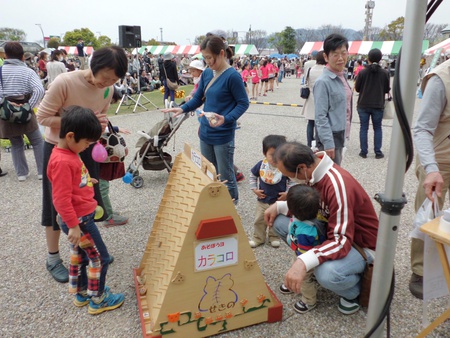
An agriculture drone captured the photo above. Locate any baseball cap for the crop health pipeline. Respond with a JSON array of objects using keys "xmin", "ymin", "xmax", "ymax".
[
  {"xmin": 188, "ymin": 60, "xmax": 205, "ymax": 71},
  {"xmin": 311, "ymin": 50, "xmax": 318, "ymax": 57}
]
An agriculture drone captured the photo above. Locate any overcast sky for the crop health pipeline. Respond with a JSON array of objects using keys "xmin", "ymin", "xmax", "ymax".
[{"xmin": 2, "ymin": 0, "xmax": 449, "ymax": 45}]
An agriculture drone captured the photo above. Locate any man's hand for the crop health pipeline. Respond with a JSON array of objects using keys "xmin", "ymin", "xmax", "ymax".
[
  {"xmin": 284, "ymin": 259, "xmax": 308, "ymax": 294},
  {"xmin": 423, "ymin": 172, "xmax": 444, "ymax": 202},
  {"xmin": 252, "ymin": 189, "xmax": 266, "ymax": 200},
  {"xmin": 325, "ymin": 148, "xmax": 335, "ymax": 159},
  {"xmin": 264, "ymin": 203, "xmax": 278, "ymax": 227},
  {"xmin": 68, "ymin": 225, "xmax": 81, "ymax": 247}
]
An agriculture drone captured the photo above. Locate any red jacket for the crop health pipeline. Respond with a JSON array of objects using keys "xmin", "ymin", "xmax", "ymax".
[{"xmin": 48, "ymin": 147, "xmax": 97, "ymax": 228}]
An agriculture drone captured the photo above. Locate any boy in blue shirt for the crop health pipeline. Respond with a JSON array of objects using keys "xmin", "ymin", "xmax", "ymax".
[
  {"xmin": 281, "ymin": 184, "xmax": 326, "ymax": 314},
  {"xmin": 249, "ymin": 135, "xmax": 294, "ymax": 248}
]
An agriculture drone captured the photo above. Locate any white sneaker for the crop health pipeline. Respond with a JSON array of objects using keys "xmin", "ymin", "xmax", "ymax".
[
  {"xmin": 37, "ymin": 174, "xmax": 43, "ymax": 180},
  {"xmin": 271, "ymin": 240, "xmax": 280, "ymax": 248},
  {"xmin": 18, "ymin": 173, "xmax": 30, "ymax": 182},
  {"xmin": 249, "ymin": 240, "xmax": 264, "ymax": 248}
]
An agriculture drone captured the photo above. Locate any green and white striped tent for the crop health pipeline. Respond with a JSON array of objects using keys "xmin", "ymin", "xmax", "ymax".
[
  {"xmin": 134, "ymin": 44, "xmax": 258, "ymax": 55},
  {"xmin": 299, "ymin": 40, "xmax": 430, "ymax": 55}
]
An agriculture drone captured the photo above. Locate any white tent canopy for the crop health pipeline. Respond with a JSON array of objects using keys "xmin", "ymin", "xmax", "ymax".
[{"xmin": 423, "ymin": 37, "xmax": 450, "ymax": 55}]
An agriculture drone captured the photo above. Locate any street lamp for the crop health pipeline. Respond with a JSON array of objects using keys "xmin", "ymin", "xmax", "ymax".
[
  {"xmin": 160, "ymin": 28, "xmax": 163, "ymax": 42},
  {"xmin": 35, "ymin": 24, "xmax": 45, "ymax": 48}
]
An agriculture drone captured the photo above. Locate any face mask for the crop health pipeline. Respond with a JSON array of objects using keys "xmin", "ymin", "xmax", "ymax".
[
  {"xmin": 59, "ymin": 57, "xmax": 64, "ymax": 62},
  {"xmin": 291, "ymin": 166, "xmax": 308, "ymax": 185},
  {"xmin": 193, "ymin": 77, "xmax": 200, "ymax": 85}
]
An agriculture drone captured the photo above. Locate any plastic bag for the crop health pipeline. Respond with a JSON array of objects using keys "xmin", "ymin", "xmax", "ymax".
[{"xmin": 410, "ymin": 193, "xmax": 441, "ymax": 240}]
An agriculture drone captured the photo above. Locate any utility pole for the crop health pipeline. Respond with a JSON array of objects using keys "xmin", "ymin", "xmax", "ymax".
[
  {"xmin": 160, "ymin": 28, "xmax": 163, "ymax": 43},
  {"xmin": 363, "ymin": 1, "xmax": 375, "ymax": 41},
  {"xmin": 249, "ymin": 25, "xmax": 252, "ymax": 44}
]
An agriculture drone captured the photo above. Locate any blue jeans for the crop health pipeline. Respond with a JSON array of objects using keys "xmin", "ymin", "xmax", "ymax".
[
  {"xmin": 278, "ymin": 70, "xmax": 284, "ymax": 83},
  {"xmin": 163, "ymin": 80, "xmax": 175, "ymax": 102},
  {"xmin": 59, "ymin": 212, "xmax": 110, "ymax": 294},
  {"xmin": 273, "ymin": 214, "xmax": 373, "ymax": 300},
  {"xmin": 358, "ymin": 108, "xmax": 383, "ymax": 155},
  {"xmin": 200, "ymin": 139, "xmax": 238, "ymax": 203}
]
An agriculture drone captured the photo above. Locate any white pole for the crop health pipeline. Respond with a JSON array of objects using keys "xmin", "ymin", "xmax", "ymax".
[{"xmin": 366, "ymin": 1, "xmax": 427, "ymax": 336}]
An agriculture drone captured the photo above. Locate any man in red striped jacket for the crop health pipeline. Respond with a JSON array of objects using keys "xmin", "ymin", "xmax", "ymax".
[{"xmin": 264, "ymin": 142, "xmax": 378, "ymax": 315}]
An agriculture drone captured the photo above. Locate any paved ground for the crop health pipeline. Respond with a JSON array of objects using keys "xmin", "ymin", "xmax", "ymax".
[{"xmin": 1, "ymin": 75, "xmax": 449, "ymax": 337}]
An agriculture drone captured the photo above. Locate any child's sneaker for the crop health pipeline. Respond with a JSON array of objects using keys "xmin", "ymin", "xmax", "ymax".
[
  {"xmin": 74, "ymin": 286, "xmax": 110, "ymax": 307},
  {"xmin": 88, "ymin": 289, "xmax": 125, "ymax": 315},
  {"xmin": 235, "ymin": 171, "xmax": 245, "ymax": 183},
  {"xmin": 249, "ymin": 240, "xmax": 263, "ymax": 248},
  {"xmin": 293, "ymin": 300, "xmax": 316, "ymax": 314},
  {"xmin": 279, "ymin": 283, "xmax": 293, "ymax": 294}
]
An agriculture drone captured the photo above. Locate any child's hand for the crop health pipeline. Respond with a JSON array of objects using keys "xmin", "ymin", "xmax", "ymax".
[
  {"xmin": 252, "ymin": 189, "xmax": 266, "ymax": 199},
  {"xmin": 277, "ymin": 192, "xmax": 287, "ymax": 201},
  {"xmin": 68, "ymin": 225, "xmax": 81, "ymax": 247},
  {"xmin": 91, "ymin": 178, "xmax": 98, "ymax": 184}
]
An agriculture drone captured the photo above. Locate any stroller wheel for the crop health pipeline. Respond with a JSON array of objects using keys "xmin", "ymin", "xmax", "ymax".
[{"xmin": 131, "ymin": 176, "xmax": 144, "ymax": 189}]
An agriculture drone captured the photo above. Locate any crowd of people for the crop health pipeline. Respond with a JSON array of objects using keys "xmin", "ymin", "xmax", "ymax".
[{"xmin": 0, "ymin": 28, "xmax": 446, "ymax": 326}]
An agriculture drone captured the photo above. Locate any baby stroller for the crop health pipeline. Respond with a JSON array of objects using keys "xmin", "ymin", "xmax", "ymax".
[{"xmin": 126, "ymin": 100, "xmax": 190, "ymax": 188}]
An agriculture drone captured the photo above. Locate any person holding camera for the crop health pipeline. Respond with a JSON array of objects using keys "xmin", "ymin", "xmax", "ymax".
[{"xmin": 76, "ymin": 38, "xmax": 87, "ymax": 70}]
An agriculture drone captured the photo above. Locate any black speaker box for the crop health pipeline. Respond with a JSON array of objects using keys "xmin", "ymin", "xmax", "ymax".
[{"xmin": 118, "ymin": 25, "xmax": 141, "ymax": 48}]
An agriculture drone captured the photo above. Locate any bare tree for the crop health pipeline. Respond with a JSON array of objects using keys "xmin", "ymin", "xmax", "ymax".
[
  {"xmin": 371, "ymin": 27, "xmax": 384, "ymax": 41},
  {"xmin": 247, "ymin": 29, "xmax": 267, "ymax": 51},
  {"xmin": 316, "ymin": 25, "xmax": 346, "ymax": 40},
  {"xmin": 423, "ymin": 23, "xmax": 447, "ymax": 45}
]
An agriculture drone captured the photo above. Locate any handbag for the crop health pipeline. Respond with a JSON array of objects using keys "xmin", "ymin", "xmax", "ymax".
[
  {"xmin": 163, "ymin": 65, "xmax": 179, "ymax": 91},
  {"xmin": 353, "ymin": 242, "xmax": 373, "ymax": 308},
  {"xmin": 300, "ymin": 68, "xmax": 311, "ymax": 99},
  {"xmin": 383, "ymin": 93, "xmax": 395, "ymax": 120},
  {"xmin": 410, "ymin": 192, "xmax": 441, "ymax": 240},
  {"xmin": 99, "ymin": 120, "xmax": 128, "ymax": 163},
  {"xmin": 99, "ymin": 162, "xmax": 125, "ymax": 181},
  {"xmin": 0, "ymin": 67, "xmax": 33, "ymax": 124}
]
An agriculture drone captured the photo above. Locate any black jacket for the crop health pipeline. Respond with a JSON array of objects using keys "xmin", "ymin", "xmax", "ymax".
[{"xmin": 161, "ymin": 60, "xmax": 178, "ymax": 83}]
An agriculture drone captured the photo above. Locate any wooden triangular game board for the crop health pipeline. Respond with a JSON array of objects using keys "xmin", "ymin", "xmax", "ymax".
[{"xmin": 133, "ymin": 144, "xmax": 282, "ymax": 338}]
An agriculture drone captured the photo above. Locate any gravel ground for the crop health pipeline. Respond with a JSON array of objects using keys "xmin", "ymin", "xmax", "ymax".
[{"xmin": 1, "ymin": 76, "xmax": 449, "ymax": 338}]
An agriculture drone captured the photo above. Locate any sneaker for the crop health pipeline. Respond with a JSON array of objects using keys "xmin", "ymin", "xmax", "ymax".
[
  {"xmin": 279, "ymin": 283, "xmax": 293, "ymax": 294},
  {"xmin": 74, "ymin": 286, "xmax": 110, "ymax": 307},
  {"xmin": 0, "ymin": 168, "xmax": 7, "ymax": 177},
  {"xmin": 249, "ymin": 240, "xmax": 263, "ymax": 248},
  {"xmin": 18, "ymin": 173, "xmax": 30, "ymax": 182},
  {"xmin": 270, "ymin": 240, "xmax": 280, "ymax": 248},
  {"xmin": 409, "ymin": 273, "xmax": 423, "ymax": 299},
  {"xmin": 46, "ymin": 259, "xmax": 69, "ymax": 283},
  {"xmin": 338, "ymin": 297, "xmax": 360, "ymax": 315},
  {"xmin": 358, "ymin": 152, "xmax": 367, "ymax": 159},
  {"xmin": 293, "ymin": 300, "xmax": 316, "ymax": 314},
  {"xmin": 108, "ymin": 255, "xmax": 114, "ymax": 264},
  {"xmin": 375, "ymin": 152, "xmax": 385, "ymax": 159},
  {"xmin": 37, "ymin": 174, "xmax": 43, "ymax": 180},
  {"xmin": 103, "ymin": 214, "xmax": 128, "ymax": 227},
  {"xmin": 88, "ymin": 289, "xmax": 125, "ymax": 315},
  {"xmin": 235, "ymin": 171, "xmax": 245, "ymax": 183}
]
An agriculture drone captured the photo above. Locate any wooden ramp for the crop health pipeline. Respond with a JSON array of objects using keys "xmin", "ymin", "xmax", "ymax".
[{"xmin": 134, "ymin": 144, "xmax": 282, "ymax": 338}]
